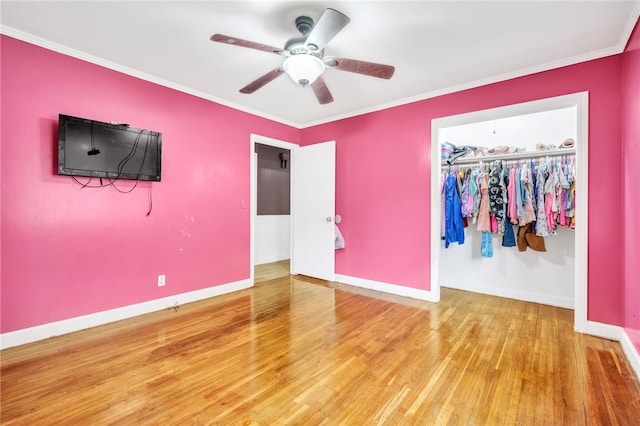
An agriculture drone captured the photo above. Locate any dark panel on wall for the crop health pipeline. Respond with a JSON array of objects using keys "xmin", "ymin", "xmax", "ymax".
[{"xmin": 255, "ymin": 143, "xmax": 290, "ymax": 215}]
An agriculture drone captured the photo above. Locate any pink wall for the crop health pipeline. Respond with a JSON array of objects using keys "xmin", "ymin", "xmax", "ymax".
[
  {"xmin": 622, "ymin": 19, "xmax": 640, "ymax": 352},
  {"xmin": 0, "ymin": 31, "xmax": 632, "ymax": 335},
  {"xmin": 302, "ymin": 55, "xmax": 625, "ymax": 325},
  {"xmin": 0, "ymin": 36, "xmax": 300, "ymax": 333}
]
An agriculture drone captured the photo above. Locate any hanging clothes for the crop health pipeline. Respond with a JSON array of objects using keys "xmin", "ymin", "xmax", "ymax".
[
  {"xmin": 502, "ymin": 168, "xmax": 516, "ymax": 247},
  {"xmin": 502, "ymin": 222, "xmax": 517, "ymax": 247},
  {"xmin": 507, "ymin": 167, "xmax": 518, "ymax": 224},
  {"xmin": 544, "ymin": 165, "xmax": 559, "ymax": 233},
  {"xmin": 440, "ymin": 171, "xmax": 447, "ymax": 239},
  {"xmin": 488, "ymin": 162, "xmax": 505, "ymax": 233},
  {"xmin": 469, "ymin": 169, "xmax": 480, "ymax": 224},
  {"xmin": 460, "ymin": 171, "xmax": 472, "ymax": 218},
  {"xmin": 519, "ymin": 165, "xmax": 536, "ymax": 226},
  {"xmin": 567, "ymin": 163, "xmax": 577, "ymax": 229},
  {"xmin": 441, "ymin": 153, "xmax": 576, "ymax": 254},
  {"xmin": 444, "ymin": 172, "xmax": 465, "ymax": 248},
  {"xmin": 535, "ymin": 162, "xmax": 552, "ymax": 237},
  {"xmin": 476, "ymin": 173, "xmax": 492, "ymax": 233},
  {"xmin": 481, "ymin": 232, "xmax": 493, "ymax": 257},
  {"xmin": 517, "ymin": 223, "xmax": 547, "ymax": 252}
]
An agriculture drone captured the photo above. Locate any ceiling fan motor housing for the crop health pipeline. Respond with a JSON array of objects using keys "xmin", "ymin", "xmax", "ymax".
[
  {"xmin": 295, "ymin": 16, "xmax": 314, "ymax": 35},
  {"xmin": 284, "ymin": 36, "xmax": 323, "ymax": 58}
]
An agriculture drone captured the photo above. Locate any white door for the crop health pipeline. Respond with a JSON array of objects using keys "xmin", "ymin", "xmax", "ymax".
[{"xmin": 291, "ymin": 141, "xmax": 336, "ymax": 281}]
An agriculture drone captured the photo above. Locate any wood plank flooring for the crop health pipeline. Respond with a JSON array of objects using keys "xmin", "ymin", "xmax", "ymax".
[
  {"xmin": 255, "ymin": 259, "xmax": 290, "ymax": 284},
  {"xmin": 2, "ymin": 273, "xmax": 639, "ymax": 425}
]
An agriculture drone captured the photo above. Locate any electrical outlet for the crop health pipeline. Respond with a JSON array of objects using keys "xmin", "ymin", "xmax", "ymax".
[{"xmin": 158, "ymin": 274, "xmax": 166, "ymax": 287}]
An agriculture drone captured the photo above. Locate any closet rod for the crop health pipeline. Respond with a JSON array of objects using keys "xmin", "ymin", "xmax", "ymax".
[{"xmin": 446, "ymin": 147, "xmax": 576, "ymax": 166}]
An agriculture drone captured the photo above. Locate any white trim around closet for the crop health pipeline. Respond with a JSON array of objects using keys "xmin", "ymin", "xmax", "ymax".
[{"xmin": 430, "ymin": 91, "xmax": 589, "ymax": 332}]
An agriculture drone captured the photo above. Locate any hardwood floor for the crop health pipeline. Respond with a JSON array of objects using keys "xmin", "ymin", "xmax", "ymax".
[
  {"xmin": 255, "ymin": 259, "xmax": 290, "ymax": 284},
  {"xmin": 2, "ymin": 274, "xmax": 639, "ymax": 425}
]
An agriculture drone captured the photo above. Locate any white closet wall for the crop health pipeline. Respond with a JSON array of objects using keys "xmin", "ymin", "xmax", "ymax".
[
  {"xmin": 439, "ymin": 107, "xmax": 577, "ymax": 309},
  {"xmin": 255, "ymin": 215, "xmax": 290, "ymax": 265}
]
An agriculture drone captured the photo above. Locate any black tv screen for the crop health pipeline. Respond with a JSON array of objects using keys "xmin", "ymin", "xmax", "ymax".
[{"xmin": 58, "ymin": 114, "xmax": 162, "ymax": 182}]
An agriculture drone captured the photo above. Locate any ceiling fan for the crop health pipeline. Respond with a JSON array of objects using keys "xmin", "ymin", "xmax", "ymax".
[{"xmin": 210, "ymin": 8, "xmax": 395, "ymax": 104}]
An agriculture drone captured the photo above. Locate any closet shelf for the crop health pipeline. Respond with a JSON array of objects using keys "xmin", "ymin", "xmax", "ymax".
[{"xmin": 446, "ymin": 147, "xmax": 576, "ymax": 165}]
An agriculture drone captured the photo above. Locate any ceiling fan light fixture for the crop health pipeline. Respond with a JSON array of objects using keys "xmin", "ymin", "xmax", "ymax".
[{"xmin": 283, "ymin": 54, "xmax": 325, "ymax": 87}]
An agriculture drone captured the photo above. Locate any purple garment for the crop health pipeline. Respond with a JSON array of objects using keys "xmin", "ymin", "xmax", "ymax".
[{"xmin": 461, "ymin": 174, "xmax": 471, "ymax": 218}]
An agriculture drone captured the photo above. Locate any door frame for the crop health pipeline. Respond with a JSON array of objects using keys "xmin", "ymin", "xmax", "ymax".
[
  {"xmin": 250, "ymin": 134, "xmax": 299, "ymax": 284},
  {"xmin": 430, "ymin": 91, "xmax": 589, "ymax": 333}
]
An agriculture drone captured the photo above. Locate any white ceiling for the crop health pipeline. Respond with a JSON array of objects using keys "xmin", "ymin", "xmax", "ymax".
[{"xmin": 1, "ymin": 1, "xmax": 638, "ymax": 128}]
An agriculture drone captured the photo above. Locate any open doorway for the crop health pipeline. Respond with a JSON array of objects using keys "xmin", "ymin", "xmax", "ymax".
[
  {"xmin": 254, "ymin": 142, "xmax": 291, "ymax": 283},
  {"xmin": 430, "ymin": 92, "xmax": 589, "ymax": 332},
  {"xmin": 250, "ymin": 134, "xmax": 298, "ymax": 284},
  {"xmin": 250, "ymin": 135, "xmax": 337, "ymax": 285}
]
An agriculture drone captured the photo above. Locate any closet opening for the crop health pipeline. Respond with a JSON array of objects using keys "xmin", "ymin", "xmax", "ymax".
[{"xmin": 430, "ymin": 92, "xmax": 589, "ymax": 332}]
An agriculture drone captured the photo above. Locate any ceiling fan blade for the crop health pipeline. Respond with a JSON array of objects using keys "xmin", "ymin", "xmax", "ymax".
[
  {"xmin": 304, "ymin": 9, "xmax": 350, "ymax": 52},
  {"xmin": 324, "ymin": 57, "xmax": 395, "ymax": 79},
  {"xmin": 210, "ymin": 34, "xmax": 284, "ymax": 55},
  {"xmin": 239, "ymin": 67, "xmax": 285, "ymax": 94},
  {"xmin": 310, "ymin": 77, "xmax": 334, "ymax": 104}
]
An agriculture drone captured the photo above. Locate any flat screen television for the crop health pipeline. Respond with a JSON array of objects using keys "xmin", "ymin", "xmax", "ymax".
[{"xmin": 58, "ymin": 114, "xmax": 162, "ymax": 182}]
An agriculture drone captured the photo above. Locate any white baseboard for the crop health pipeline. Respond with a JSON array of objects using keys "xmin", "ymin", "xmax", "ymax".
[
  {"xmin": 620, "ymin": 329, "xmax": 640, "ymax": 380},
  {"xmin": 255, "ymin": 255, "xmax": 290, "ymax": 265},
  {"xmin": 0, "ymin": 278, "xmax": 252, "ymax": 350},
  {"xmin": 334, "ymin": 274, "xmax": 438, "ymax": 302},
  {"xmin": 584, "ymin": 320, "xmax": 623, "ymax": 341},
  {"xmin": 441, "ymin": 283, "xmax": 574, "ymax": 309},
  {"xmin": 579, "ymin": 321, "xmax": 640, "ymax": 381}
]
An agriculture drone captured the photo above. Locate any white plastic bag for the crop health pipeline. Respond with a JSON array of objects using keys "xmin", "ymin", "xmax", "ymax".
[{"xmin": 335, "ymin": 225, "xmax": 345, "ymax": 249}]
